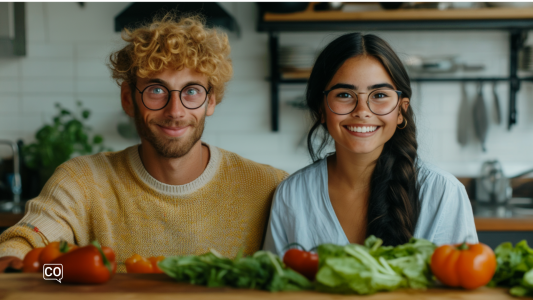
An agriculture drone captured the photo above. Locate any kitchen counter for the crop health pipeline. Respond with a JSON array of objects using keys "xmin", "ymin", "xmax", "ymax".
[
  {"xmin": 3, "ymin": 214, "xmax": 533, "ymax": 232},
  {"xmin": 0, "ymin": 273, "xmax": 517, "ymax": 300}
]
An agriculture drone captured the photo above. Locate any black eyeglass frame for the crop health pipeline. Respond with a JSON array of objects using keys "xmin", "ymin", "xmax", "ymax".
[
  {"xmin": 323, "ymin": 88, "xmax": 403, "ymax": 116},
  {"xmin": 135, "ymin": 84, "xmax": 212, "ymax": 111}
]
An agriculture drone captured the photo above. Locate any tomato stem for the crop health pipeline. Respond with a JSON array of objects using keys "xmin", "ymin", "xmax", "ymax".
[
  {"xmin": 59, "ymin": 240, "xmax": 70, "ymax": 253},
  {"xmin": 457, "ymin": 242, "xmax": 469, "ymax": 250}
]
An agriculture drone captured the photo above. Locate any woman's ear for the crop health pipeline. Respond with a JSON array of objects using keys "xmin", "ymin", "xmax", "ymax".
[
  {"xmin": 397, "ymin": 98, "xmax": 410, "ymax": 125},
  {"xmin": 121, "ymin": 82, "xmax": 135, "ymax": 118}
]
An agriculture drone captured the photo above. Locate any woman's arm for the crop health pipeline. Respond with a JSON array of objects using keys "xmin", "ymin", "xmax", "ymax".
[
  {"xmin": 417, "ymin": 173, "xmax": 478, "ymax": 245},
  {"xmin": 262, "ymin": 186, "xmax": 289, "ymax": 256}
]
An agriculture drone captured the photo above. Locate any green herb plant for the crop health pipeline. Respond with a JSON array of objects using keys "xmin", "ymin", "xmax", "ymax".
[{"xmin": 22, "ymin": 101, "xmax": 111, "ymax": 184}]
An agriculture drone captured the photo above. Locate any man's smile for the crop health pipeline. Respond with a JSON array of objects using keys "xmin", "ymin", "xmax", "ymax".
[{"xmin": 157, "ymin": 124, "xmax": 189, "ymax": 137}]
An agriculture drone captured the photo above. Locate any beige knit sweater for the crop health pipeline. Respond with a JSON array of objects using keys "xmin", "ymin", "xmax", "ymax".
[{"xmin": 0, "ymin": 144, "xmax": 288, "ymax": 272}]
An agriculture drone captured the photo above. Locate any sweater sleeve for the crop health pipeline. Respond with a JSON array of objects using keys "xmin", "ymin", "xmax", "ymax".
[{"xmin": 0, "ymin": 164, "xmax": 88, "ymax": 259}]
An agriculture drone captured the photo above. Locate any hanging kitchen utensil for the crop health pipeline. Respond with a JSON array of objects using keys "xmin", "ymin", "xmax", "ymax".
[
  {"xmin": 472, "ymin": 82, "xmax": 489, "ymax": 152},
  {"xmin": 492, "ymin": 82, "xmax": 502, "ymax": 125},
  {"xmin": 457, "ymin": 82, "xmax": 469, "ymax": 146}
]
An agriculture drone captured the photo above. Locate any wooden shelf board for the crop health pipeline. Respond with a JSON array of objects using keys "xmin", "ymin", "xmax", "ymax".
[
  {"xmin": 475, "ymin": 217, "xmax": 533, "ymax": 231},
  {"xmin": 264, "ymin": 7, "xmax": 533, "ymax": 22},
  {"xmin": 0, "ymin": 213, "xmax": 23, "ymax": 228}
]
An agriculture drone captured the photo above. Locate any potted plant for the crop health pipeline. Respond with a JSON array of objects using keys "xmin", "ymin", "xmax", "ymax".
[{"xmin": 22, "ymin": 101, "xmax": 111, "ymax": 189}]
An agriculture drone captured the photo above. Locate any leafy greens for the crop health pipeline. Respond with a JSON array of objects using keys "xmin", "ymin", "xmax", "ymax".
[
  {"xmin": 489, "ymin": 240, "xmax": 533, "ymax": 297},
  {"xmin": 158, "ymin": 249, "xmax": 313, "ymax": 292},
  {"xmin": 315, "ymin": 235, "xmax": 436, "ymax": 295}
]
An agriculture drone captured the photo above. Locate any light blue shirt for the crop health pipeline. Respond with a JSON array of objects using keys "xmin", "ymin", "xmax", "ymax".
[{"xmin": 263, "ymin": 158, "xmax": 478, "ymax": 256}]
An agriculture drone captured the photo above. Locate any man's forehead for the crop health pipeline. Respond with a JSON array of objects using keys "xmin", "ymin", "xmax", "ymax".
[{"xmin": 138, "ymin": 67, "xmax": 209, "ymax": 85}]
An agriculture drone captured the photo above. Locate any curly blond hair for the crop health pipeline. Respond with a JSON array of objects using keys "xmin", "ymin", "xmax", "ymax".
[{"xmin": 109, "ymin": 14, "xmax": 232, "ymax": 104}]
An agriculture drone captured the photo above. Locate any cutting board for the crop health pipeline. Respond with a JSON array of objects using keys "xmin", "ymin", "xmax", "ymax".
[{"xmin": 0, "ymin": 274, "xmax": 516, "ymax": 300}]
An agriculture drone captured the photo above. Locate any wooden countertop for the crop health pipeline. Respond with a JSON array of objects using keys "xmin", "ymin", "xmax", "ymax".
[{"xmin": 0, "ymin": 273, "xmax": 516, "ymax": 300}]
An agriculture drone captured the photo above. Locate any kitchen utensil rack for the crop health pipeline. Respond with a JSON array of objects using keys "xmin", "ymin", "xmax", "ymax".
[{"xmin": 258, "ymin": 6, "xmax": 533, "ymax": 132}]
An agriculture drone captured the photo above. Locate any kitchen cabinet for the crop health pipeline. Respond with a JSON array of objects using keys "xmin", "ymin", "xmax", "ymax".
[{"xmin": 257, "ymin": 5, "xmax": 533, "ymax": 131}]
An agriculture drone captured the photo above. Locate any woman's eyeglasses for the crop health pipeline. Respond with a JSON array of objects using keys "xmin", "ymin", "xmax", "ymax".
[{"xmin": 323, "ymin": 88, "xmax": 402, "ymax": 116}]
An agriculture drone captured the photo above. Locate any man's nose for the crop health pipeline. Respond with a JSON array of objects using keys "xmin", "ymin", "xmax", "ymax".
[{"xmin": 164, "ymin": 91, "xmax": 186, "ymax": 118}]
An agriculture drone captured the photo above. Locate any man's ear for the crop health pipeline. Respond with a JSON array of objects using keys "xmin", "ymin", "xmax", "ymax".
[
  {"xmin": 121, "ymin": 82, "xmax": 135, "ymax": 118},
  {"xmin": 397, "ymin": 98, "xmax": 410, "ymax": 125},
  {"xmin": 206, "ymin": 94, "xmax": 216, "ymax": 116}
]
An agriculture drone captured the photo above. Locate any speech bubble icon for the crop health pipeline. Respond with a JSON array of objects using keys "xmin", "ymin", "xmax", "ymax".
[{"xmin": 43, "ymin": 263, "xmax": 63, "ymax": 283}]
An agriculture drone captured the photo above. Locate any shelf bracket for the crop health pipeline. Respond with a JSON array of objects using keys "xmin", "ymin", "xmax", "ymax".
[
  {"xmin": 268, "ymin": 31, "xmax": 280, "ymax": 132},
  {"xmin": 508, "ymin": 30, "xmax": 528, "ymax": 131}
]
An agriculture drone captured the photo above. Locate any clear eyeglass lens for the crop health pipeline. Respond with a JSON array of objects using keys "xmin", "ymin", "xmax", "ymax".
[
  {"xmin": 143, "ymin": 85, "xmax": 169, "ymax": 109},
  {"xmin": 368, "ymin": 89, "xmax": 399, "ymax": 115},
  {"xmin": 327, "ymin": 88, "xmax": 398, "ymax": 115},
  {"xmin": 181, "ymin": 85, "xmax": 207, "ymax": 108}
]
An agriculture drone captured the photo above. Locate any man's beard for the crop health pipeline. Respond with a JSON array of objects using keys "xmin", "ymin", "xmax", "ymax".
[{"xmin": 133, "ymin": 102, "xmax": 205, "ymax": 159}]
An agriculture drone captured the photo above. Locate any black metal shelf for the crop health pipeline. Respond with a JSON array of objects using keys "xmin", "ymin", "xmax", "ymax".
[
  {"xmin": 258, "ymin": 19, "xmax": 533, "ymax": 32},
  {"xmin": 260, "ymin": 10, "xmax": 532, "ymax": 132},
  {"xmin": 279, "ymin": 77, "xmax": 533, "ymax": 84}
]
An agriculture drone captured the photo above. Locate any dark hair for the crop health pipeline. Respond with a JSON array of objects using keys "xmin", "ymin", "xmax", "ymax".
[{"xmin": 306, "ymin": 33, "xmax": 420, "ymax": 246}]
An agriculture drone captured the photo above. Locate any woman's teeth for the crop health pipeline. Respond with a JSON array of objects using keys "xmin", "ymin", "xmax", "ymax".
[{"xmin": 347, "ymin": 126, "xmax": 378, "ymax": 133}]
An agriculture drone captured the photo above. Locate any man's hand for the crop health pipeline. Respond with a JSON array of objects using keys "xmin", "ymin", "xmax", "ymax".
[{"xmin": 0, "ymin": 256, "xmax": 23, "ymax": 273}]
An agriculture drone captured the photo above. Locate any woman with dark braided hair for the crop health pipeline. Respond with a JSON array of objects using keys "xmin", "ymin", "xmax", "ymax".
[{"xmin": 264, "ymin": 33, "xmax": 477, "ymax": 255}]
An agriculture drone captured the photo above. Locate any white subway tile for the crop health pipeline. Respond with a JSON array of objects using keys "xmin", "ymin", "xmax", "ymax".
[
  {"xmin": 76, "ymin": 59, "xmax": 111, "ymax": 78},
  {"xmin": 0, "ymin": 59, "xmax": 20, "ymax": 77},
  {"xmin": 0, "ymin": 96, "xmax": 21, "ymax": 114},
  {"xmin": 75, "ymin": 94, "xmax": 122, "ymax": 113},
  {"xmin": 77, "ymin": 43, "xmax": 119, "ymax": 59},
  {"xmin": 21, "ymin": 78, "xmax": 75, "ymax": 94},
  {"xmin": 26, "ymin": 3, "xmax": 47, "ymax": 42},
  {"xmin": 0, "ymin": 79, "xmax": 20, "ymax": 93},
  {"xmin": 76, "ymin": 79, "xmax": 119, "ymax": 94},
  {"xmin": 27, "ymin": 43, "xmax": 74, "ymax": 58},
  {"xmin": 21, "ymin": 95, "xmax": 75, "ymax": 113},
  {"xmin": 21, "ymin": 59, "xmax": 74, "ymax": 77},
  {"xmin": 216, "ymin": 132, "xmax": 281, "ymax": 154},
  {"xmin": 18, "ymin": 113, "xmax": 54, "ymax": 132}
]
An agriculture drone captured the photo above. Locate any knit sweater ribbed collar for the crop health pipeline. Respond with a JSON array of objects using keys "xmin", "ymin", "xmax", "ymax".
[{"xmin": 127, "ymin": 142, "xmax": 221, "ymax": 196}]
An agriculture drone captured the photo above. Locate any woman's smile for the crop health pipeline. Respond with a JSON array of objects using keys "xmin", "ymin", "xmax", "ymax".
[{"xmin": 344, "ymin": 125, "xmax": 380, "ymax": 137}]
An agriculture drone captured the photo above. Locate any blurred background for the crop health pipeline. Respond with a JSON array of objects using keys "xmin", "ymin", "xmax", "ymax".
[{"xmin": 1, "ymin": 2, "xmax": 533, "ymax": 246}]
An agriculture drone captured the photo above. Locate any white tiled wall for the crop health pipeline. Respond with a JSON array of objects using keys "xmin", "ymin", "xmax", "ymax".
[{"xmin": 0, "ymin": 2, "xmax": 532, "ymax": 178}]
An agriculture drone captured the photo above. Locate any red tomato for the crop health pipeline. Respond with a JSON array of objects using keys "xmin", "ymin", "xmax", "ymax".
[
  {"xmin": 148, "ymin": 256, "xmax": 165, "ymax": 274},
  {"xmin": 125, "ymin": 254, "xmax": 153, "ymax": 273},
  {"xmin": 22, "ymin": 247, "xmax": 44, "ymax": 273},
  {"xmin": 431, "ymin": 242, "xmax": 496, "ymax": 289},
  {"xmin": 283, "ymin": 248, "xmax": 319, "ymax": 280}
]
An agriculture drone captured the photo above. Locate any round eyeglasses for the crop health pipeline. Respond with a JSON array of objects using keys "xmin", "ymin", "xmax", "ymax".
[
  {"xmin": 323, "ymin": 88, "xmax": 402, "ymax": 116},
  {"xmin": 135, "ymin": 84, "xmax": 211, "ymax": 111}
]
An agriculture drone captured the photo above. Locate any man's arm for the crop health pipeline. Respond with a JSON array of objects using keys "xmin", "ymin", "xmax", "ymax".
[{"xmin": 0, "ymin": 164, "xmax": 88, "ymax": 270}]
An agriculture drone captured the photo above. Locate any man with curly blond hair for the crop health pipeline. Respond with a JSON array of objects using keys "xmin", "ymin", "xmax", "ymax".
[{"xmin": 0, "ymin": 15, "xmax": 288, "ymax": 273}]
